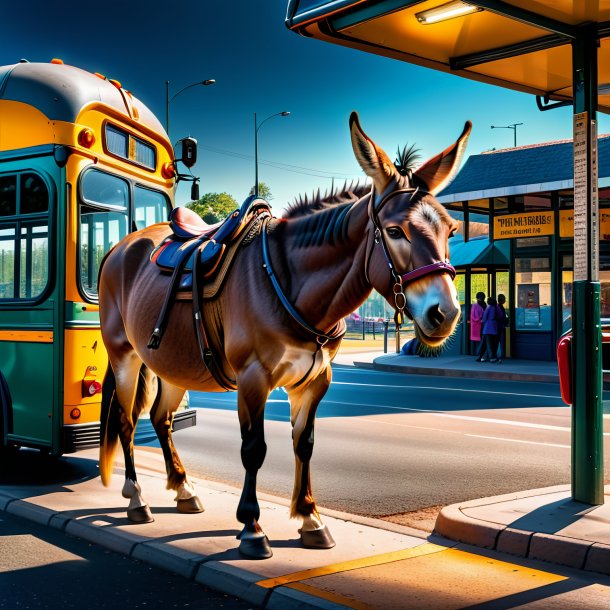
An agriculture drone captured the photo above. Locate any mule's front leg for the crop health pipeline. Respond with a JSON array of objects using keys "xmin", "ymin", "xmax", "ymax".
[
  {"xmin": 236, "ymin": 373, "xmax": 272, "ymax": 559},
  {"xmin": 288, "ymin": 368, "xmax": 335, "ymax": 549}
]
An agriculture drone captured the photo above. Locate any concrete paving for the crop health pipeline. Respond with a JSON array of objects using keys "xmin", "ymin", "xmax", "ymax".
[{"xmin": 2, "ymin": 446, "xmax": 610, "ymax": 609}]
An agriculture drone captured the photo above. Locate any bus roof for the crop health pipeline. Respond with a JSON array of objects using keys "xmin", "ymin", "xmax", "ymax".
[{"xmin": 0, "ymin": 61, "xmax": 165, "ymax": 135}]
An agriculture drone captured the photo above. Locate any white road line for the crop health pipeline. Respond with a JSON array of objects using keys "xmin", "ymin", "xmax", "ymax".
[
  {"xmin": 465, "ymin": 434, "xmax": 570, "ymax": 449},
  {"xmin": 331, "ymin": 380, "xmax": 561, "ymax": 399},
  {"xmin": 432, "ymin": 413, "xmax": 571, "ymax": 431},
  {"xmin": 349, "ymin": 416, "xmax": 463, "ymax": 435}
]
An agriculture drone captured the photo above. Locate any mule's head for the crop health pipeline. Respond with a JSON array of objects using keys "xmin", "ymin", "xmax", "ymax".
[{"xmin": 350, "ymin": 112, "xmax": 472, "ymax": 350}]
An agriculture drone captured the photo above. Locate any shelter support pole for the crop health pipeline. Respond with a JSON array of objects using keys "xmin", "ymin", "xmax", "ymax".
[{"xmin": 571, "ymin": 25, "xmax": 604, "ymax": 505}]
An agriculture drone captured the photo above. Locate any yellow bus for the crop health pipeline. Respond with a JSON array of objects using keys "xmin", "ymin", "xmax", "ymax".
[{"xmin": 0, "ymin": 59, "xmax": 196, "ymax": 456}]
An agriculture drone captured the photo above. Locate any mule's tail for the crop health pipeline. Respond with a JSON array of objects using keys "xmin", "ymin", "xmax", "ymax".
[{"xmin": 99, "ymin": 363, "xmax": 120, "ymax": 487}]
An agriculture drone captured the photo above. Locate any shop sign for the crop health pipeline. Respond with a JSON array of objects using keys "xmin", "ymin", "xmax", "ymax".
[
  {"xmin": 494, "ymin": 211, "xmax": 554, "ymax": 240},
  {"xmin": 560, "ymin": 209, "xmax": 610, "ymax": 240}
]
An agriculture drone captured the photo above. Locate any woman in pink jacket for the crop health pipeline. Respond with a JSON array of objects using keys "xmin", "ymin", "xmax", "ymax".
[{"xmin": 470, "ymin": 292, "xmax": 486, "ymax": 360}]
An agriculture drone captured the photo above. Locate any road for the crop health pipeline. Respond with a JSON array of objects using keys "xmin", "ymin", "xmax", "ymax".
[
  {"xmin": 167, "ymin": 365, "xmax": 610, "ymax": 519},
  {"xmin": 0, "ymin": 510, "xmax": 258, "ymax": 609}
]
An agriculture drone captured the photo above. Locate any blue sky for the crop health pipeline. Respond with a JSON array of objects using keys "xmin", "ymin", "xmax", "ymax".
[{"xmin": 2, "ymin": 1, "xmax": 608, "ymax": 213}]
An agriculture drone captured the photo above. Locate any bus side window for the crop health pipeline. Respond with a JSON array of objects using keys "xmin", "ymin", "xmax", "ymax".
[
  {"xmin": 134, "ymin": 186, "xmax": 170, "ymax": 230},
  {"xmin": 0, "ymin": 173, "xmax": 50, "ymax": 302}
]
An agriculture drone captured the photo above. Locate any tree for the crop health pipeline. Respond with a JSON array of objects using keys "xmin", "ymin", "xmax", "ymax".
[
  {"xmin": 249, "ymin": 182, "xmax": 273, "ymax": 201},
  {"xmin": 186, "ymin": 192, "xmax": 238, "ymax": 224}
]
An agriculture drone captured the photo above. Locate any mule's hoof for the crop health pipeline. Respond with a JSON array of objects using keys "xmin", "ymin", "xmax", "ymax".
[
  {"xmin": 300, "ymin": 525, "xmax": 336, "ymax": 549},
  {"xmin": 127, "ymin": 505, "xmax": 154, "ymax": 524},
  {"xmin": 177, "ymin": 496, "xmax": 205, "ymax": 514},
  {"xmin": 238, "ymin": 535, "xmax": 273, "ymax": 559}
]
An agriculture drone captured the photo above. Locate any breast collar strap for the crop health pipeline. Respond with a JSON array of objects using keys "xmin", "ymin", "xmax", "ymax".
[
  {"xmin": 368, "ymin": 185, "xmax": 456, "ymax": 287},
  {"xmin": 261, "ymin": 218, "xmax": 346, "ymax": 346}
]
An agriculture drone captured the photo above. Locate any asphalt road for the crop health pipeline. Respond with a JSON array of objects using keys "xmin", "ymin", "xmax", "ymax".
[
  {"xmin": 166, "ymin": 366, "xmax": 610, "ymax": 517},
  {"xmin": 0, "ymin": 510, "xmax": 259, "ymax": 609}
]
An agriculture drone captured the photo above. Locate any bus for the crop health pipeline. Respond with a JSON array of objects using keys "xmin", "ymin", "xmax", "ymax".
[{"xmin": 0, "ymin": 59, "xmax": 197, "ymax": 456}]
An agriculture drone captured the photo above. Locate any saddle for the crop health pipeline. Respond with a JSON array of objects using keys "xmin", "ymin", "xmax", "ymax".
[{"xmin": 147, "ymin": 195, "xmax": 272, "ymax": 390}]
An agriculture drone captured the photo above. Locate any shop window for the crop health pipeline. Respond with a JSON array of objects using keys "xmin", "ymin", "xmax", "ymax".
[
  {"xmin": 454, "ymin": 273, "xmax": 465, "ymax": 306},
  {"xmin": 515, "ymin": 257, "xmax": 551, "ymax": 331},
  {"xmin": 561, "ymin": 255, "xmax": 573, "ymax": 334}
]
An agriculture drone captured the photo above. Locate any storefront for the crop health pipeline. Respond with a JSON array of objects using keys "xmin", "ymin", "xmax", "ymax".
[{"xmin": 439, "ymin": 135, "xmax": 610, "ymax": 361}]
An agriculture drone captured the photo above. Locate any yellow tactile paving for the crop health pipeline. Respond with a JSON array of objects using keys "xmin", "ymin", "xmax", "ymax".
[
  {"xmin": 294, "ymin": 547, "xmax": 568, "ymax": 610},
  {"xmin": 256, "ymin": 542, "xmax": 447, "ymax": 588}
]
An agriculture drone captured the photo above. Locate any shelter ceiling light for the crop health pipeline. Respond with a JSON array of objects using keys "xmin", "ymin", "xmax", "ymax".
[{"xmin": 415, "ymin": 1, "xmax": 483, "ymax": 25}]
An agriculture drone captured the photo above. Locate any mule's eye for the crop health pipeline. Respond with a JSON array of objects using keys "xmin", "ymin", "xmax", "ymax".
[{"xmin": 386, "ymin": 227, "xmax": 402, "ymax": 239}]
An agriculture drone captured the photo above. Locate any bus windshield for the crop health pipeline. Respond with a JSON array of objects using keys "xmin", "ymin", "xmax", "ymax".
[{"xmin": 78, "ymin": 169, "xmax": 169, "ymax": 298}]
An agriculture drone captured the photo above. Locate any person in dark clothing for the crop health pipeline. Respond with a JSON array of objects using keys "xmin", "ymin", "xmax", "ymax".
[
  {"xmin": 478, "ymin": 296, "xmax": 498, "ymax": 362},
  {"xmin": 495, "ymin": 294, "xmax": 508, "ymax": 363}
]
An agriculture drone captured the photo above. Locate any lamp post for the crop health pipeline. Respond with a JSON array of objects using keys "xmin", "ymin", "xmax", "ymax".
[
  {"xmin": 165, "ymin": 78, "xmax": 215, "ymax": 135},
  {"xmin": 254, "ymin": 111, "xmax": 290, "ymax": 197},
  {"xmin": 490, "ymin": 123, "xmax": 523, "ymax": 147}
]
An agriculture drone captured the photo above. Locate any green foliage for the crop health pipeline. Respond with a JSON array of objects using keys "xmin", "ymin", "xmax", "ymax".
[
  {"xmin": 186, "ymin": 192, "xmax": 239, "ymax": 223},
  {"xmin": 249, "ymin": 182, "xmax": 273, "ymax": 201}
]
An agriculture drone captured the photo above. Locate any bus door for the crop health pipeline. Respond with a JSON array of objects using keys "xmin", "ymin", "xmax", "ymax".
[{"xmin": 0, "ymin": 153, "xmax": 63, "ymax": 453}]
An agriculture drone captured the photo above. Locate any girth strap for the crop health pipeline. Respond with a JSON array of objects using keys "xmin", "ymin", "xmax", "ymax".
[{"xmin": 192, "ymin": 244, "xmax": 237, "ymax": 391}]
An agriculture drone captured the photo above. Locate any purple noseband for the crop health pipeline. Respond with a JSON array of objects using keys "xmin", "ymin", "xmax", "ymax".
[{"xmin": 400, "ymin": 261, "xmax": 456, "ymax": 285}]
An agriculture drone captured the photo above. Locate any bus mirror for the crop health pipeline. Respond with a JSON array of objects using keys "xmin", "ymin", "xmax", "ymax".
[
  {"xmin": 180, "ymin": 137, "xmax": 198, "ymax": 168},
  {"xmin": 191, "ymin": 181, "xmax": 200, "ymax": 201}
]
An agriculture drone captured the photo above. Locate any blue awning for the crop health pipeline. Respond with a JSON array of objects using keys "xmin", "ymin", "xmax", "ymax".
[{"xmin": 450, "ymin": 237, "xmax": 510, "ymax": 267}]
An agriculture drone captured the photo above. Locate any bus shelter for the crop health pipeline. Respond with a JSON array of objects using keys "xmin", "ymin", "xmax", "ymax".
[{"xmin": 287, "ymin": 1, "xmax": 609, "ymax": 504}]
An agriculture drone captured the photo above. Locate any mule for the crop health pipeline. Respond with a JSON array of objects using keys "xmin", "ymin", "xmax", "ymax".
[{"xmin": 98, "ymin": 112, "xmax": 471, "ymax": 558}]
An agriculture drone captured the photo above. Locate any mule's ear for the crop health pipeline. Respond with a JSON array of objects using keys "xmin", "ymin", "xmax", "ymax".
[
  {"xmin": 350, "ymin": 112, "xmax": 395, "ymax": 193},
  {"xmin": 413, "ymin": 121, "xmax": 472, "ymax": 195}
]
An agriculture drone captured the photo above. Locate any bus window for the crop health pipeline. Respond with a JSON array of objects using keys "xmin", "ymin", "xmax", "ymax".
[
  {"xmin": 81, "ymin": 169, "xmax": 129, "ymax": 210},
  {"xmin": 0, "ymin": 172, "xmax": 50, "ymax": 302},
  {"xmin": 79, "ymin": 169, "xmax": 129, "ymax": 298},
  {"xmin": 79, "ymin": 208, "xmax": 128, "ymax": 297},
  {"xmin": 134, "ymin": 186, "xmax": 169, "ymax": 230}
]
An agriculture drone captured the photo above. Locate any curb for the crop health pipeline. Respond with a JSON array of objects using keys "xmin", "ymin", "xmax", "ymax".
[
  {"xmin": 434, "ymin": 495, "xmax": 610, "ymax": 577},
  {"xmin": 365, "ymin": 361, "xmax": 559, "ymax": 383}
]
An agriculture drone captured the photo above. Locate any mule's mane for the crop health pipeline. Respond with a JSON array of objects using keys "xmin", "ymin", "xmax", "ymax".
[{"xmin": 282, "ymin": 180, "xmax": 370, "ymax": 219}]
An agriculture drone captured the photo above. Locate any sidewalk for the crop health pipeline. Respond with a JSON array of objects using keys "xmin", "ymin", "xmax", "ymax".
[{"xmin": 2, "ymin": 448, "xmax": 610, "ymax": 609}]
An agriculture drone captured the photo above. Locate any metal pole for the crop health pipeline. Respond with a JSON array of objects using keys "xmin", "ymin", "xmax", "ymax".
[
  {"xmin": 165, "ymin": 80, "xmax": 170, "ymax": 134},
  {"xmin": 571, "ymin": 24, "xmax": 603, "ymax": 505},
  {"xmin": 254, "ymin": 112, "xmax": 259, "ymax": 197}
]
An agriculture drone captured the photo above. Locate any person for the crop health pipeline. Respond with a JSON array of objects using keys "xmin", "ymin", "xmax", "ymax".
[
  {"xmin": 495, "ymin": 294, "xmax": 508, "ymax": 363},
  {"xmin": 479, "ymin": 296, "xmax": 498, "ymax": 362},
  {"xmin": 470, "ymin": 292, "xmax": 486, "ymax": 360}
]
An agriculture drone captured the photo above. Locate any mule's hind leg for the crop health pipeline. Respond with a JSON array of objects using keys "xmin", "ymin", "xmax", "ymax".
[
  {"xmin": 149, "ymin": 379, "xmax": 204, "ymax": 514},
  {"xmin": 235, "ymin": 365, "xmax": 272, "ymax": 559},
  {"xmin": 287, "ymin": 366, "xmax": 335, "ymax": 549},
  {"xmin": 118, "ymin": 362, "xmax": 158, "ymax": 523}
]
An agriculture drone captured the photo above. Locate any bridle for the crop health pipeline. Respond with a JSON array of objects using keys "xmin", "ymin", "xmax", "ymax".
[{"xmin": 367, "ymin": 183, "xmax": 456, "ymax": 326}]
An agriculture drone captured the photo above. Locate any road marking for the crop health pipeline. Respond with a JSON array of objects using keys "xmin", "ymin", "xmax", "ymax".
[
  {"xmin": 256, "ymin": 542, "xmax": 447, "ymax": 588},
  {"xmin": 465, "ymin": 434, "xmax": 571, "ymax": 448},
  {"xmin": 332, "ymin": 380, "xmax": 561, "ymax": 399},
  {"xmin": 432, "ymin": 413, "xmax": 571, "ymax": 431},
  {"xmin": 285, "ymin": 582, "xmax": 375, "ymax": 610},
  {"xmin": 350, "ymin": 416, "xmax": 464, "ymax": 435}
]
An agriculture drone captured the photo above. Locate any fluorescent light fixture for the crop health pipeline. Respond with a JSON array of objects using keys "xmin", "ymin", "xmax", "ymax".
[{"xmin": 415, "ymin": 1, "xmax": 483, "ymax": 25}]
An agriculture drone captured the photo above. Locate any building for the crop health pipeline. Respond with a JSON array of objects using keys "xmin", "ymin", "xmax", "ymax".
[{"xmin": 439, "ymin": 135, "xmax": 610, "ymax": 361}]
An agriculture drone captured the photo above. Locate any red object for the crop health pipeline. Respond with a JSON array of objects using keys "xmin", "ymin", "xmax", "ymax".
[
  {"xmin": 557, "ymin": 333, "xmax": 573, "ymax": 405},
  {"xmin": 78, "ymin": 128, "xmax": 95, "ymax": 148},
  {"xmin": 82, "ymin": 379, "xmax": 102, "ymax": 397},
  {"xmin": 161, "ymin": 162, "xmax": 176, "ymax": 179}
]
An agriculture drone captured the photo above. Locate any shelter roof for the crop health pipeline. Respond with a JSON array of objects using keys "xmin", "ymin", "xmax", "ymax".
[
  {"xmin": 449, "ymin": 235, "xmax": 509, "ymax": 267},
  {"xmin": 287, "ymin": 1, "xmax": 610, "ymax": 113},
  {"xmin": 437, "ymin": 134, "xmax": 610, "ymax": 203}
]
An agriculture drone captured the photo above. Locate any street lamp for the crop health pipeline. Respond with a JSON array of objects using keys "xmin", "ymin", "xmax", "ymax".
[
  {"xmin": 165, "ymin": 79, "xmax": 216, "ymax": 135},
  {"xmin": 254, "ymin": 111, "xmax": 290, "ymax": 197},
  {"xmin": 490, "ymin": 123, "xmax": 523, "ymax": 148}
]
